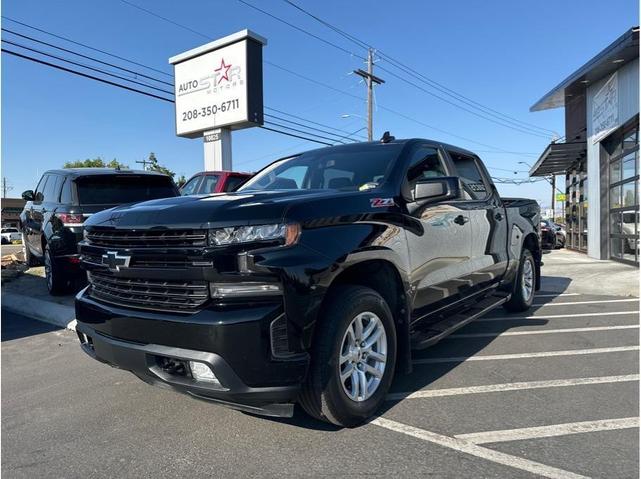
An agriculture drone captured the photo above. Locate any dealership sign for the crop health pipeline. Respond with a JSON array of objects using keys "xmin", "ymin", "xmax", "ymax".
[
  {"xmin": 169, "ymin": 30, "xmax": 266, "ymax": 138},
  {"xmin": 591, "ymin": 72, "xmax": 618, "ymax": 143}
]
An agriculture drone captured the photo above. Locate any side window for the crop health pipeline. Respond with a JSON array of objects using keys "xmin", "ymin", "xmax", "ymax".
[
  {"xmin": 34, "ymin": 175, "xmax": 49, "ymax": 202},
  {"xmin": 180, "ymin": 176, "xmax": 201, "ymax": 196},
  {"xmin": 449, "ymin": 152, "xmax": 490, "ymax": 200},
  {"xmin": 42, "ymin": 174, "xmax": 60, "ymax": 202},
  {"xmin": 60, "ymin": 178, "xmax": 73, "ymax": 204},
  {"xmin": 223, "ymin": 176, "xmax": 247, "ymax": 192},
  {"xmin": 406, "ymin": 147, "xmax": 448, "ymax": 194},
  {"xmin": 200, "ymin": 175, "xmax": 220, "ymax": 194}
]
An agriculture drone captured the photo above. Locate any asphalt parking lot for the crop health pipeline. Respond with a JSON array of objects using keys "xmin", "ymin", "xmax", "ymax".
[{"xmin": 2, "ymin": 288, "xmax": 638, "ymax": 478}]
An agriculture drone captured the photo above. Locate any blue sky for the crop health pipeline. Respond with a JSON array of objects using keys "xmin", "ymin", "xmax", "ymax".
[{"xmin": 2, "ymin": 0, "xmax": 638, "ymax": 206}]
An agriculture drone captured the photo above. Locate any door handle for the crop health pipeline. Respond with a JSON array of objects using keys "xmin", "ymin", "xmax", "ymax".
[
  {"xmin": 454, "ymin": 215, "xmax": 469, "ymax": 226},
  {"xmin": 495, "ymin": 212, "xmax": 504, "ymax": 221}
]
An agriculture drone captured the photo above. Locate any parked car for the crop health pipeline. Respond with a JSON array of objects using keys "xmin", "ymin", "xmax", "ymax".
[
  {"xmin": 554, "ymin": 223, "xmax": 566, "ymax": 248},
  {"xmin": 20, "ymin": 169, "xmax": 179, "ymax": 294},
  {"xmin": 180, "ymin": 170, "xmax": 252, "ymax": 195},
  {"xmin": 540, "ymin": 219, "xmax": 557, "ymax": 249},
  {"xmin": 75, "ymin": 137, "xmax": 541, "ymax": 427},
  {"xmin": 1, "ymin": 226, "xmax": 21, "ymax": 244}
]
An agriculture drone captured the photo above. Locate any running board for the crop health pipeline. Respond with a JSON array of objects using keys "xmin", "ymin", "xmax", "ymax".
[{"xmin": 410, "ymin": 294, "xmax": 510, "ymax": 350}]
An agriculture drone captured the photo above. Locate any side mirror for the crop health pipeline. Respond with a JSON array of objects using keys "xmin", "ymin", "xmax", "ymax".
[
  {"xmin": 412, "ymin": 177, "xmax": 460, "ymax": 202},
  {"xmin": 21, "ymin": 190, "xmax": 34, "ymax": 201}
]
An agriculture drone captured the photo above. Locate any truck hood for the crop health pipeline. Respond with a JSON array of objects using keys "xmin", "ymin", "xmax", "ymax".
[{"xmin": 84, "ymin": 189, "xmax": 350, "ymax": 229}]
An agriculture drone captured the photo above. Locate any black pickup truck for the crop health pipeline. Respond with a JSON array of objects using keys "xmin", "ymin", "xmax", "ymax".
[{"xmin": 75, "ymin": 137, "xmax": 541, "ymax": 427}]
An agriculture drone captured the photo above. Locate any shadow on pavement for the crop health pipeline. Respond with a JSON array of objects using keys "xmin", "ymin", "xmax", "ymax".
[
  {"xmin": 256, "ymin": 287, "xmax": 572, "ymax": 431},
  {"xmin": 1, "ymin": 309, "xmax": 63, "ymax": 341}
]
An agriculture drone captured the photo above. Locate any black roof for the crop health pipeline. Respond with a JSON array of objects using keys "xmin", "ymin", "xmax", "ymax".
[
  {"xmin": 300, "ymin": 138, "xmax": 479, "ymax": 158},
  {"xmin": 43, "ymin": 168, "xmax": 168, "ymax": 178}
]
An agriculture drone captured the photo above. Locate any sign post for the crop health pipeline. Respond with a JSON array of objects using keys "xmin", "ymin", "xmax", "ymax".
[{"xmin": 169, "ymin": 30, "xmax": 266, "ymax": 171}]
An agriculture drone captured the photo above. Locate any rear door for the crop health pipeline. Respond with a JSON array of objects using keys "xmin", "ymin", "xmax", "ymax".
[
  {"xmin": 403, "ymin": 144, "xmax": 474, "ymax": 320},
  {"xmin": 445, "ymin": 149, "xmax": 508, "ymax": 289}
]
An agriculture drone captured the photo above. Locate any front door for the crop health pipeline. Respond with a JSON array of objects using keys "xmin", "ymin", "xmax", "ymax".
[
  {"xmin": 402, "ymin": 145, "xmax": 473, "ymax": 321},
  {"xmin": 446, "ymin": 149, "xmax": 509, "ymax": 289}
]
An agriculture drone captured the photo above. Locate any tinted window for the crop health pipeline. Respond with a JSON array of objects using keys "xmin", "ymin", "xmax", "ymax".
[
  {"xmin": 240, "ymin": 143, "xmax": 403, "ymax": 192},
  {"xmin": 76, "ymin": 175, "xmax": 177, "ymax": 204},
  {"xmin": 42, "ymin": 175, "xmax": 59, "ymax": 202},
  {"xmin": 60, "ymin": 178, "xmax": 73, "ymax": 204},
  {"xmin": 223, "ymin": 176, "xmax": 247, "ymax": 192},
  {"xmin": 34, "ymin": 175, "xmax": 48, "ymax": 202},
  {"xmin": 200, "ymin": 175, "xmax": 220, "ymax": 194},
  {"xmin": 180, "ymin": 176, "xmax": 201, "ymax": 196},
  {"xmin": 449, "ymin": 152, "xmax": 489, "ymax": 200}
]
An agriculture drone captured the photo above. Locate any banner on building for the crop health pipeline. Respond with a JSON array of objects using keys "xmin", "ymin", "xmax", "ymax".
[{"xmin": 592, "ymin": 72, "xmax": 618, "ymax": 143}]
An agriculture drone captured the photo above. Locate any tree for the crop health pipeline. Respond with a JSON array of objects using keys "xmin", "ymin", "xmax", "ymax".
[
  {"xmin": 64, "ymin": 157, "xmax": 128, "ymax": 169},
  {"xmin": 145, "ymin": 152, "xmax": 175, "ymax": 178},
  {"xmin": 175, "ymin": 175, "xmax": 187, "ymax": 188}
]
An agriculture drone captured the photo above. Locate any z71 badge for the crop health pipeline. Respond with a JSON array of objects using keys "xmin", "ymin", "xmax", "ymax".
[{"xmin": 370, "ymin": 198, "xmax": 395, "ymax": 208}]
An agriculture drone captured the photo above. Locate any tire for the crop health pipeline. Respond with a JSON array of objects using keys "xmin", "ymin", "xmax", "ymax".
[
  {"xmin": 503, "ymin": 248, "xmax": 536, "ymax": 312},
  {"xmin": 299, "ymin": 285, "xmax": 397, "ymax": 427},
  {"xmin": 21, "ymin": 233, "xmax": 39, "ymax": 267},
  {"xmin": 44, "ymin": 244, "xmax": 69, "ymax": 295},
  {"xmin": 1, "ymin": 237, "xmax": 8, "ymax": 245}
]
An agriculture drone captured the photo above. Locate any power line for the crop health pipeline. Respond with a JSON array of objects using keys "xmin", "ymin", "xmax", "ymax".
[
  {"xmin": 265, "ymin": 106, "xmax": 367, "ymax": 138},
  {"xmin": 1, "ymin": 39, "xmax": 174, "ymax": 96},
  {"xmin": 264, "ymin": 113, "xmax": 355, "ymax": 143},
  {"xmin": 235, "ymin": 0, "xmax": 365, "ymax": 60},
  {"xmin": 279, "ymin": 0, "xmax": 558, "ymax": 137},
  {"xmin": 1, "ymin": 48, "xmax": 337, "ymax": 148},
  {"xmin": 109, "ymin": 0, "xmax": 532, "ymax": 154},
  {"xmin": 1, "ymin": 15, "xmax": 173, "ymax": 78},
  {"xmin": 1, "ymin": 48, "xmax": 174, "ymax": 102},
  {"xmin": 1, "ymin": 27, "xmax": 174, "ymax": 87}
]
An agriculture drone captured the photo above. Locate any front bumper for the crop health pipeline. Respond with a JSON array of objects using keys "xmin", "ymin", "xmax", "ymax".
[{"xmin": 75, "ymin": 289, "xmax": 308, "ymax": 417}]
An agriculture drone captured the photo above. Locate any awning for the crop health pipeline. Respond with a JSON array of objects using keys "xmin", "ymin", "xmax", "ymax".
[{"xmin": 529, "ymin": 141, "xmax": 587, "ymax": 176}]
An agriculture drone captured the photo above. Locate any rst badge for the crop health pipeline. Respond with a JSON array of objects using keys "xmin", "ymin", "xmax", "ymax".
[{"xmin": 370, "ymin": 198, "xmax": 395, "ymax": 208}]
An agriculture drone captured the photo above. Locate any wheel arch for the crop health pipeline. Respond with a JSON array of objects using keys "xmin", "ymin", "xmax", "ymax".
[{"xmin": 322, "ymin": 258, "xmax": 412, "ymax": 375}]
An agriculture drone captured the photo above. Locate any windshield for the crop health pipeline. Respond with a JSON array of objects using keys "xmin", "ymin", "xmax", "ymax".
[
  {"xmin": 76, "ymin": 175, "xmax": 177, "ymax": 204},
  {"xmin": 239, "ymin": 143, "xmax": 403, "ymax": 192}
]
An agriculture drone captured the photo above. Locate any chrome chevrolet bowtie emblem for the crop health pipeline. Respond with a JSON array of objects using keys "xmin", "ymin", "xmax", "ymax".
[{"xmin": 101, "ymin": 251, "xmax": 131, "ymax": 272}]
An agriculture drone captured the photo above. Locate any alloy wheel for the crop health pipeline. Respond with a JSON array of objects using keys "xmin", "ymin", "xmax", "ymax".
[
  {"xmin": 521, "ymin": 257, "xmax": 534, "ymax": 301},
  {"xmin": 338, "ymin": 311, "xmax": 387, "ymax": 402}
]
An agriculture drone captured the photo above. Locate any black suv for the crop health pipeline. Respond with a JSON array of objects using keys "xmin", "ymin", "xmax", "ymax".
[
  {"xmin": 20, "ymin": 169, "xmax": 179, "ymax": 294},
  {"xmin": 75, "ymin": 139, "xmax": 540, "ymax": 426}
]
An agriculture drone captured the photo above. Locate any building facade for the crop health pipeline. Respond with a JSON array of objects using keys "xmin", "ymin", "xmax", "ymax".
[
  {"xmin": 1, "ymin": 198, "xmax": 26, "ymax": 228},
  {"xmin": 530, "ymin": 27, "xmax": 639, "ymax": 266}
]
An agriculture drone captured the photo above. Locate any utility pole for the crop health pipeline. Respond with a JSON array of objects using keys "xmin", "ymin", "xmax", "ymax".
[
  {"xmin": 551, "ymin": 175, "xmax": 556, "ymax": 221},
  {"xmin": 135, "ymin": 159, "xmax": 150, "ymax": 170},
  {"xmin": 353, "ymin": 48, "xmax": 385, "ymax": 141},
  {"xmin": 2, "ymin": 177, "xmax": 13, "ymax": 198}
]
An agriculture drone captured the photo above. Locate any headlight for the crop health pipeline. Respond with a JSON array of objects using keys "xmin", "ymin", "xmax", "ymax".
[{"xmin": 208, "ymin": 223, "xmax": 300, "ymax": 246}]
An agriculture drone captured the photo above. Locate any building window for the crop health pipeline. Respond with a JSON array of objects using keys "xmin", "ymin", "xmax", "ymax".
[
  {"xmin": 565, "ymin": 161, "xmax": 588, "ymax": 252},
  {"xmin": 604, "ymin": 118, "xmax": 639, "ymax": 265}
]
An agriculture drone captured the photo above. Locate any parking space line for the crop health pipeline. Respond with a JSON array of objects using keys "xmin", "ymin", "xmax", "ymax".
[
  {"xmin": 371, "ymin": 417, "xmax": 588, "ymax": 479},
  {"xmin": 533, "ymin": 299, "xmax": 639, "ymax": 307},
  {"xmin": 386, "ymin": 374, "xmax": 639, "ymax": 400},
  {"xmin": 450, "ymin": 324, "xmax": 639, "ymax": 338},
  {"xmin": 412, "ymin": 346, "xmax": 639, "ymax": 364},
  {"xmin": 455, "ymin": 417, "xmax": 640, "ymax": 444},
  {"xmin": 535, "ymin": 293, "xmax": 580, "ymax": 298},
  {"xmin": 479, "ymin": 310, "xmax": 639, "ymax": 322}
]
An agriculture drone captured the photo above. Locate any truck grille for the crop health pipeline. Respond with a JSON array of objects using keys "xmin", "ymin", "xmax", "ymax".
[
  {"xmin": 87, "ymin": 271, "xmax": 209, "ymax": 313},
  {"xmin": 81, "ymin": 252, "xmax": 191, "ymax": 269},
  {"xmin": 86, "ymin": 229, "xmax": 207, "ymax": 248}
]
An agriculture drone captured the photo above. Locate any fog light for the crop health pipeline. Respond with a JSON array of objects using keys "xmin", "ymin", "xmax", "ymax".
[
  {"xmin": 189, "ymin": 361, "xmax": 220, "ymax": 384},
  {"xmin": 209, "ymin": 282, "xmax": 282, "ymax": 298}
]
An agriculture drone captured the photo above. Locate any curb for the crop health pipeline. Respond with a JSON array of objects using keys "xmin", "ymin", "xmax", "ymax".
[{"xmin": 2, "ymin": 292, "xmax": 76, "ymax": 331}]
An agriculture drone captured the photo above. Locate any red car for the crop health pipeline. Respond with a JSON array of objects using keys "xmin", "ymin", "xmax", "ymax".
[{"xmin": 179, "ymin": 171, "xmax": 252, "ymax": 196}]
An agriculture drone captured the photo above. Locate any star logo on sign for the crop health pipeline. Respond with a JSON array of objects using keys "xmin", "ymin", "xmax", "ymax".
[{"xmin": 215, "ymin": 58, "xmax": 232, "ymax": 84}]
